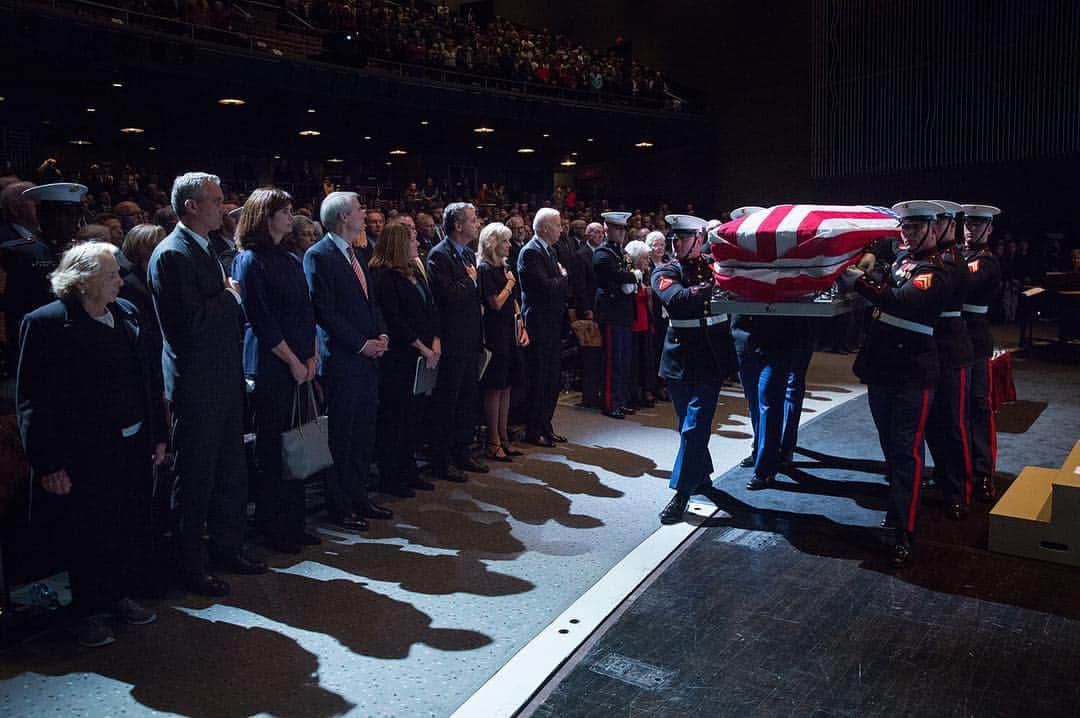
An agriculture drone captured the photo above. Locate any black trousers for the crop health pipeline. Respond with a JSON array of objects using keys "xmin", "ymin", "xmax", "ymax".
[
  {"xmin": 377, "ymin": 356, "xmax": 427, "ymax": 488},
  {"xmin": 968, "ymin": 356, "xmax": 997, "ymax": 479},
  {"xmin": 172, "ymin": 388, "xmax": 248, "ymax": 574},
  {"xmin": 630, "ymin": 329, "xmax": 656, "ymax": 403},
  {"xmin": 579, "ymin": 345, "xmax": 601, "ymax": 406},
  {"xmin": 254, "ymin": 361, "xmax": 307, "ymax": 542},
  {"xmin": 65, "ymin": 429, "xmax": 154, "ymax": 613},
  {"xmin": 430, "ymin": 351, "xmax": 480, "ymax": 466},
  {"xmin": 526, "ymin": 335, "xmax": 562, "ymax": 437},
  {"xmin": 925, "ymin": 365, "xmax": 973, "ymax": 504},
  {"xmin": 323, "ymin": 367, "xmax": 376, "ymax": 518}
]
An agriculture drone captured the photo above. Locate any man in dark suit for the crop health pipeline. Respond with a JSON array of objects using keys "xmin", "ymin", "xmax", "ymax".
[
  {"xmin": 147, "ymin": 172, "xmax": 265, "ymax": 597},
  {"xmin": 567, "ymin": 221, "xmax": 604, "ymax": 408},
  {"xmin": 593, "ymin": 211, "xmax": 638, "ymax": 419},
  {"xmin": 518, "ymin": 208, "xmax": 570, "ymax": 446},
  {"xmin": 306, "ymin": 191, "xmax": 393, "ymax": 531},
  {"xmin": 425, "ymin": 202, "xmax": 487, "ymax": 481}
]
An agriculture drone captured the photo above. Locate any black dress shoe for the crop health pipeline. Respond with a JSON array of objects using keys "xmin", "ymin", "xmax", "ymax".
[
  {"xmin": 659, "ymin": 493, "xmax": 690, "ymax": 525},
  {"xmin": 620, "ymin": 406, "xmax": 637, "ymax": 415},
  {"xmin": 429, "ymin": 464, "xmax": 468, "ymax": 482},
  {"xmin": 546, "ymin": 432, "xmax": 568, "ymax": 443},
  {"xmin": 603, "ymin": 409, "xmax": 626, "ymax": 420},
  {"xmin": 296, "ymin": 531, "xmax": 322, "ymax": 546},
  {"xmin": 330, "ymin": 512, "xmax": 369, "ymax": 532},
  {"xmin": 356, "ymin": 500, "xmax": 393, "ymax": 520},
  {"xmin": 501, "ymin": 443, "xmax": 524, "ymax": 457},
  {"xmin": 890, "ymin": 535, "xmax": 913, "ymax": 568},
  {"xmin": 181, "ymin": 572, "xmax": 230, "ymax": 597},
  {"xmin": 527, "ymin": 434, "xmax": 555, "ymax": 447},
  {"xmin": 975, "ymin": 475, "xmax": 996, "ymax": 502},
  {"xmin": 211, "ymin": 550, "xmax": 269, "ymax": 575},
  {"xmin": 946, "ymin": 501, "xmax": 968, "ymax": 521},
  {"xmin": 455, "ymin": 456, "xmax": 490, "ymax": 473},
  {"xmin": 739, "ymin": 452, "xmax": 756, "ymax": 468},
  {"xmin": 745, "ymin": 475, "xmax": 775, "ymax": 491},
  {"xmin": 409, "ymin": 477, "xmax": 436, "ymax": 491}
]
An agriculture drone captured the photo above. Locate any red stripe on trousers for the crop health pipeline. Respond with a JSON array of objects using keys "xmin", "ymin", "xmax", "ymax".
[
  {"xmin": 958, "ymin": 368, "xmax": 973, "ymax": 505},
  {"xmin": 603, "ymin": 324, "xmax": 614, "ymax": 412},
  {"xmin": 907, "ymin": 388, "xmax": 931, "ymax": 533},
  {"xmin": 988, "ymin": 358, "xmax": 997, "ymax": 473}
]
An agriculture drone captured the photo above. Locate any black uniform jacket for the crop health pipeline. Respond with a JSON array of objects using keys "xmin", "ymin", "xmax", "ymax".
[
  {"xmin": 853, "ymin": 250, "xmax": 947, "ymax": 387},
  {"xmin": 934, "ymin": 245, "xmax": 974, "ymax": 369},
  {"xmin": 961, "ymin": 246, "xmax": 1001, "ymax": 359},
  {"xmin": 567, "ymin": 243, "xmax": 598, "ymax": 317},
  {"xmin": 16, "ymin": 298, "xmax": 167, "ymax": 478},
  {"xmin": 593, "ymin": 241, "xmax": 635, "ymax": 325},
  {"xmin": 651, "ymin": 260, "xmax": 737, "ymax": 382}
]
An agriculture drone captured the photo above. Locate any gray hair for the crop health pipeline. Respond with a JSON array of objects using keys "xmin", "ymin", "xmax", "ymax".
[
  {"xmin": 646, "ymin": 230, "xmax": 666, "ymax": 248},
  {"xmin": 532, "ymin": 207, "xmax": 561, "ymax": 234},
  {"xmin": 624, "ymin": 239, "xmax": 651, "ymax": 264},
  {"xmin": 320, "ymin": 191, "xmax": 359, "ymax": 233},
  {"xmin": 292, "ymin": 214, "xmax": 316, "ymax": 232},
  {"xmin": 170, "ymin": 172, "xmax": 220, "ymax": 218},
  {"xmin": 442, "ymin": 201, "xmax": 475, "ymax": 238},
  {"xmin": 49, "ymin": 241, "xmax": 117, "ymax": 300}
]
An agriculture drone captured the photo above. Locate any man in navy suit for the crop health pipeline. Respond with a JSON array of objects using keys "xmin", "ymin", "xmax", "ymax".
[
  {"xmin": 148, "ymin": 172, "xmax": 265, "ymax": 597},
  {"xmin": 305, "ymin": 192, "xmax": 393, "ymax": 531},
  {"xmin": 425, "ymin": 202, "xmax": 487, "ymax": 481},
  {"xmin": 518, "ymin": 207, "xmax": 569, "ymax": 446}
]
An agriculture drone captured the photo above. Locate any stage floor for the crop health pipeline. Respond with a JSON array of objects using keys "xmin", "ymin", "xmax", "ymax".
[{"xmin": 2, "ymin": 345, "xmax": 1077, "ymax": 717}]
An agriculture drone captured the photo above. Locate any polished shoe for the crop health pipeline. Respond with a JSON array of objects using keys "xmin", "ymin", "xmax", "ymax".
[
  {"xmin": 329, "ymin": 513, "xmax": 369, "ymax": 532},
  {"xmin": 501, "ymin": 443, "xmax": 524, "ymax": 457},
  {"xmin": 739, "ymin": 452, "xmax": 756, "ymax": 468},
  {"xmin": 181, "ymin": 572, "xmax": 231, "ymax": 597},
  {"xmin": 356, "ymin": 500, "xmax": 393, "ymax": 520},
  {"xmin": 889, "ymin": 535, "xmax": 913, "ymax": 568},
  {"xmin": 74, "ymin": 615, "xmax": 115, "ymax": 647},
  {"xmin": 620, "ymin": 406, "xmax": 637, "ymax": 415},
  {"xmin": 211, "ymin": 551, "xmax": 269, "ymax": 575},
  {"xmin": 946, "ymin": 501, "xmax": 968, "ymax": 521},
  {"xmin": 113, "ymin": 597, "xmax": 157, "ymax": 625},
  {"xmin": 546, "ymin": 432, "xmax": 568, "ymax": 443},
  {"xmin": 455, "ymin": 456, "xmax": 490, "ymax": 473},
  {"xmin": 602, "ymin": 409, "xmax": 626, "ymax": 420},
  {"xmin": 527, "ymin": 434, "xmax": 556, "ymax": 447},
  {"xmin": 975, "ymin": 475, "xmax": 996, "ymax": 502},
  {"xmin": 429, "ymin": 464, "xmax": 468, "ymax": 482},
  {"xmin": 485, "ymin": 443, "xmax": 513, "ymax": 462},
  {"xmin": 745, "ymin": 474, "xmax": 775, "ymax": 491},
  {"xmin": 880, "ymin": 513, "xmax": 898, "ymax": 529},
  {"xmin": 659, "ymin": 493, "xmax": 690, "ymax": 525},
  {"xmin": 296, "ymin": 531, "xmax": 323, "ymax": 546},
  {"xmin": 409, "ymin": 477, "xmax": 436, "ymax": 491}
]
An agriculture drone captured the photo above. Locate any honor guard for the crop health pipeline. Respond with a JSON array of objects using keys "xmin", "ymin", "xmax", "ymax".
[
  {"xmin": 594, "ymin": 211, "xmax": 637, "ymax": 419},
  {"xmin": 653, "ymin": 214, "xmax": 737, "ymax": 525},
  {"xmin": 849, "ymin": 200, "xmax": 948, "ymax": 568},
  {"xmin": 960, "ymin": 203, "xmax": 1002, "ymax": 502},
  {"xmin": 0, "ymin": 182, "xmax": 87, "ymax": 371},
  {"xmin": 922, "ymin": 200, "xmax": 976, "ymax": 518}
]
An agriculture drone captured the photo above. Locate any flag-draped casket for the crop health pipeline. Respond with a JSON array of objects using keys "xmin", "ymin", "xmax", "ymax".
[{"xmin": 709, "ymin": 204, "xmax": 900, "ymax": 302}]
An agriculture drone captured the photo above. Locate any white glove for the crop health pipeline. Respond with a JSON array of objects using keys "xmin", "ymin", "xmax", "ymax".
[
  {"xmin": 632, "ymin": 269, "xmax": 644, "ymax": 282},
  {"xmin": 621, "ymin": 283, "xmax": 636, "ymax": 294}
]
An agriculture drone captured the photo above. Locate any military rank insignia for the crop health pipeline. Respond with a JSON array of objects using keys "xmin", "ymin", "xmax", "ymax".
[{"xmin": 912, "ymin": 274, "xmax": 933, "ymax": 290}]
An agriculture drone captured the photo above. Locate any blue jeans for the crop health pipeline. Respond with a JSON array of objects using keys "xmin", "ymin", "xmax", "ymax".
[{"xmin": 666, "ymin": 379, "xmax": 724, "ymax": 494}]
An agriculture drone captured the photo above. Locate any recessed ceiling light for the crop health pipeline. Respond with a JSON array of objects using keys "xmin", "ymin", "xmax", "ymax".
[
  {"xmin": 111, "ymin": 82, "xmax": 124, "ymax": 88},
  {"xmin": 148, "ymin": 146, "xmax": 157, "ymax": 151},
  {"xmin": 389, "ymin": 149, "xmax": 407, "ymax": 156},
  {"xmin": 542, "ymin": 133, "xmax": 550, "ymax": 138},
  {"xmin": 363, "ymin": 135, "xmax": 372, "ymax": 140},
  {"xmin": 298, "ymin": 129, "xmax": 320, "ymax": 136},
  {"xmin": 120, "ymin": 127, "xmax": 144, "ymax": 134},
  {"xmin": 69, "ymin": 139, "xmax": 93, "ymax": 146},
  {"xmin": 634, "ymin": 140, "xmax": 654, "ymax": 148},
  {"xmin": 385, "ymin": 161, "xmax": 392, "ymax": 166},
  {"xmin": 420, "ymin": 120, "xmax": 429, "ymax": 126},
  {"xmin": 327, "ymin": 158, "xmax": 344, "ymax": 163},
  {"xmin": 475, "ymin": 145, "xmax": 484, "ymax": 150},
  {"xmin": 474, "ymin": 126, "xmax": 494, "ymax": 134},
  {"xmin": 560, "ymin": 159, "xmax": 577, "ymax": 167},
  {"xmin": 85, "ymin": 107, "xmax": 96, "ymax": 113},
  {"xmin": 217, "ymin": 98, "xmax": 246, "ymax": 106},
  {"xmin": 273, "ymin": 154, "xmax": 281, "ymax": 159},
  {"xmin": 307, "ymin": 108, "xmax": 316, "ymax": 113},
  {"xmin": 571, "ymin": 152, "xmax": 579, "ymax": 156},
  {"xmin": 517, "ymin": 148, "xmax": 535, "ymax": 154},
  {"xmin": 586, "ymin": 137, "xmax": 594, "ymax": 143}
]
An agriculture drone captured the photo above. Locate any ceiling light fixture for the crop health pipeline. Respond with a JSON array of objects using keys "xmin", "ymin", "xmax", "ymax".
[
  {"xmin": 473, "ymin": 126, "xmax": 494, "ymax": 134},
  {"xmin": 542, "ymin": 133, "xmax": 550, "ymax": 138},
  {"xmin": 517, "ymin": 148, "xmax": 535, "ymax": 154},
  {"xmin": 69, "ymin": 139, "xmax": 93, "ymax": 146},
  {"xmin": 635, "ymin": 140, "xmax": 654, "ymax": 148},
  {"xmin": 217, "ymin": 98, "xmax": 246, "ymax": 106},
  {"xmin": 586, "ymin": 137, "xmax": 594, "ymax": 143},
  {"xmin": 560, "ymin": 159, "xmax": 577, "ymax": 167},
  {"xmin": 363, "ymin": 135, "xmax": 372, "ymax": 140},
  {"xmin": 389, "ymin": 149, "xmax": 407, "ymax": 156},
  {"xmin": 307, "ymin": 108, "xmax": 316, "ymax": 113},
  {"xmin": 111, "ymin": 82, "xmax": 124, "ymax": 88},
  {"xmin": 327, "ymin": 158, "xmax": 344, "ymax": 163},
  {"xmin": 86, "ymin": 107, "xmax": 96, "ymax": 113},
  {"xmin": 120, "ymin": 127, "xmax": 144, "ymax": 134},
  {"xmin": 298, "ymin": 129, "xmax": 321, "ymax": 136},
  {"xmin": 475, "ymin": 145, "xmax": 484, "ymax": 150},
  {"xmin": 420, "ymin": 120, "xmax": 429, "ymax": 126},
  {"xmin": 148, "ymin": 146, "xmax": 157, "ymax": 151}
]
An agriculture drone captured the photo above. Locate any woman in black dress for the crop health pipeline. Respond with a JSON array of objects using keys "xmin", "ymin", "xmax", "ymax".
[{"xmin": 477, "ymin": 222, "xmax": 529, "ymax": 461}]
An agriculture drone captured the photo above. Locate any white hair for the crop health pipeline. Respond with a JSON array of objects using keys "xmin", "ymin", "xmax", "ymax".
[
  {"xmin": 170, "ymin": 172, "xmax": 220, "ymax": 217},
  {"xmin": 532, "ymin": 207, "xmax": 561, "ymax": 234},
  {"xmin": 49, "ymin": 241, "xmax": 117, "ymax": 300},
  {"xmin": 646, "ymin": 230, "xmax": 666, "ymax": 248},
  {"xmin": 624, "ymin": 239, "xmax": 650, "ymax": 263},
  {"xmin": 320, "ymin": 191, "xmax": 359, "ymax": 233}
]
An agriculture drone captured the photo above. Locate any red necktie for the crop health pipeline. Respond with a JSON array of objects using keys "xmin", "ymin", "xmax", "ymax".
[{"xmin": 347, "ymin": 247, "xmax": 369, "ymax": 298}]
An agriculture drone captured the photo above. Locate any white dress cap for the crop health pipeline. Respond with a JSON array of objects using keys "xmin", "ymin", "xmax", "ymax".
[
  {"xmin": 21, "ymin": 183, "xmax": 89, "ymax": 203},
  {"xmin": 730, "ymin": 206, "xmax": 767, "ymax": 220},
  {"xmin": 601, "ymin": 211, "xmax": 632, "ymax": 227},
  {"xmin": 960, "ymin": 204, "xmax": 1001, "ymax": 219},
  {"xmin": 891, "ymin": 200, "xmax": 944, "ymax": 221}
]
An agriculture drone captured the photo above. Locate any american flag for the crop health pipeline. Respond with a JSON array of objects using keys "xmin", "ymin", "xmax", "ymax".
[{"xmin": 709, "ymin": 204, "xmax": 900, "ymax": 302}]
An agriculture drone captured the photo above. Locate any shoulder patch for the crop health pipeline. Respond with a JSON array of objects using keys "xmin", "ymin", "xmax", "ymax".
[
  {"xmin": 912, "ymin": 273, "xmax": 933, "ymax": 291},
  {"xmin": 657, "ymin": 277, "xmax": 674, "ymax": 292},
  {"xmin": 967, "ymin": 259, "xmax": 980, "ymax": 272}
]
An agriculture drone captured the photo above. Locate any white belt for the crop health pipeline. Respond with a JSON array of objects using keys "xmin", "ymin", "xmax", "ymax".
[
  {"xmin": 669, "ymin": 314, "xmax": 729, "ymax": 328},
  {"xmin": 877, "ymin": 312, "xmax": 934, "ymax": 336},
  {"xmin": 939, "ymin": 311, "xmax": 962, "ymax": 318},
  {"xmin": 963, "ymin": 304, "xmax": 988, "ymax": 314},
  {"xmin": 121, "ymin": 421, "xmax": 143, "ymax": 438}
]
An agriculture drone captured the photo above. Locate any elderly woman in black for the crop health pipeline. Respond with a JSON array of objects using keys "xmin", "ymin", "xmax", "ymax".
[
  {"xmin": 369, "ymin": 222, "xmax": 441, "ymax": 497},
  {"xmin": 17, "ymin": 241, "xmax": 167, "ymax": 647},
  {"xmin": 231, "ymin": 188, "xmax": 319, "ymax": 554}
]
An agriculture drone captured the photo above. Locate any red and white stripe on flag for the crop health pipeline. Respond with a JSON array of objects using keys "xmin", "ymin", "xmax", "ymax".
[{"xmin": 709, "ymin": 204, "xmax": 900, "ymax": 302}]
